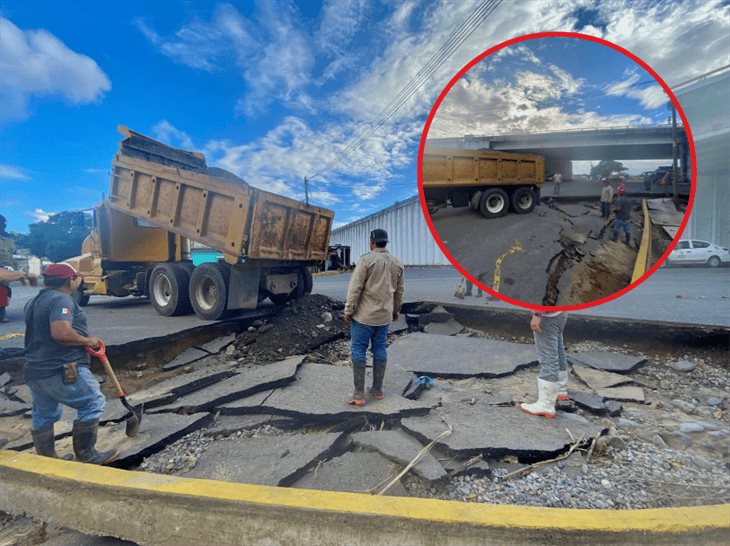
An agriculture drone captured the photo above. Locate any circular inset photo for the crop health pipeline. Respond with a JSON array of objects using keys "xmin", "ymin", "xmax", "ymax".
[{"xmin": 418, "ymin": 32, "xmax": 695, "ymax": 311}]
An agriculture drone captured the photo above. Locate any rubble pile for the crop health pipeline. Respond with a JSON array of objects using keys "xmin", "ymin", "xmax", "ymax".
[{"xmin": 231, "ymin": 295, "xmax": 348, "ymax": 364}]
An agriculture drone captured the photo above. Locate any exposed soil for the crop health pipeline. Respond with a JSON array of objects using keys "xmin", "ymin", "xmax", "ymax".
[{"xmin": 230, "ymin": 294, "xmax": 349, "ymax": 365}]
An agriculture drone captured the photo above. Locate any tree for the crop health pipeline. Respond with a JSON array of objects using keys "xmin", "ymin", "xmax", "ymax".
[
  {"xmin": 590, "ymin": 160, "xmax": 628, "ymax": 179},
  {"xmin": 0, "ymin": 214, "xmax": 14, "ymax": 266},
  {"xmin": 27, "ymin": 211, "xmax": 92, "ymax": 262},
  {"xmin": 0, "ymin": 214, "xmax": 7, "ymax": 237}
]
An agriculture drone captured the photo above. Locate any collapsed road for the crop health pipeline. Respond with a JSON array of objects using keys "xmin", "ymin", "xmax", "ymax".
[
  {"xmin": 431, "ymin": 195, "xmax": 681, "ymax": 306},
  {"xmin": 1, "ymin": 294, "xmax": 728, "ymax": 545}
]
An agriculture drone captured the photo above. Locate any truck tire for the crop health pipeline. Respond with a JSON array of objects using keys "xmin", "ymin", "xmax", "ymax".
[
  {"xmin": 511, "ymin": 187, "xmax": 536, "ymax": 214},
  {"xmin": 149, "ymin": 264, "xmax": 192, "ymax": 316},
  {"xmin": 479, "ymin": 188, "xmax": 509, "ymax": 219},
  {"xmin": 73, "ymin": 283, "xmax": 91, "ymax": 307},
  {"xmin": 300, "ymin": 267, "xmax": 313, "ymax": 295},
  {"xmin": 269, "ymin": 267, "xmax": 312, "ymax": 305},
  {"xmin": 190, "ymin": 262, "xmax": 230, "ymax": 320}
]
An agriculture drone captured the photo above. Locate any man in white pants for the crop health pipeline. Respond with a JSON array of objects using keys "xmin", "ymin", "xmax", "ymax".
[{"xmin": 520, "ymin": 311, "xmax": 569, "ymax": 418}]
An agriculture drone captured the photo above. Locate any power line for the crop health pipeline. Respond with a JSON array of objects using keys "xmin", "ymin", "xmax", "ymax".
[{"xmin": 306, "ymin": 0, "xmax": 503, "ymax": 183}]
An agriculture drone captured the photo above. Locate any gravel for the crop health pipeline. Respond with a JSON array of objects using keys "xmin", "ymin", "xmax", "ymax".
[{"xmin": 420, "ymin": 440, "xmax": 730, "ymax": 509}]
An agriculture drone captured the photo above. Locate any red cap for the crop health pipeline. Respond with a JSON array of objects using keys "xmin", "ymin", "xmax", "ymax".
[
  {"xmin": 43, "ymin": 263, "xmax": 83, "ymax": 279},
  {"xmin": 617, "ymin": 183, "xmax": 625, "ymax": 193}
]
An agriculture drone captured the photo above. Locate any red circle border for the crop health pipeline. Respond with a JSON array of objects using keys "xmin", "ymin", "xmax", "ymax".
[{"xmin": 417, "ymin": 31, "xmax": 697, "ymax": 313}]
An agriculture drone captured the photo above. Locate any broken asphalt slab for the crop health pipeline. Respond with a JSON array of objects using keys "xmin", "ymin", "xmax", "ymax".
[
  {"xmin": 219, "ymin": 362, "xmax": 436, "ymax": 422},
  {"xmin": 568, "ymin": 351, "xmax": 646, "ymax": 374},
  {"xmin": 423, "ymin": 318, "xmax": 464, "ymax": 336},
  {"xmin": 100, "ymin": 365, "xmax": 238, "ymax": 422},
  {"xmin": 351, "ymin": 430, "xmax": 447, "ymax": 481},
  {"xmin": 196, "ymin": 333, "xmax": 236, "ymax": 355},
  {"xmin": 184, "ymin": 431, "xmax": 347, "ymax": 486},
  {"xmin": 0, "ymin": 396, "xmax": 28, "ymax": 417},
  {"xmin": 46, "ymin": 412, "xmax": 212, "ymax": 467},
  {"xmin": 571, "ymin": 365, "xmax": 634, "ymax": 391},
  {"xmin": 203, "ymin": 414, "xmax": 297, "ymax": 436},
  {"xmin": 388, "ymin": 333, "xmax": 536, "ymax": 378},
  {"xmin": 152, "ymin": 355, "xmax": 305, "ymax": 414},
  {"xmin": 162, "ymin": 347, "xmax": 210, "ymax": 371},
  {"xmin": 595, "ymin": 386, "xmax": 646, "ymax": 403},
  {"xmin": 401, "ymin": 404, "xmax": 602, "ymax": 458},
  {"xmin": 569, "ymin": 391, "xmax": 610, "ymax": 415},
  {"xmin": 292, "ymin": 451, "xmax": 408, "ymax": 496},
  {"xmin": 388, "ymin": 315, "xmax": 409, "ymax": 334}
]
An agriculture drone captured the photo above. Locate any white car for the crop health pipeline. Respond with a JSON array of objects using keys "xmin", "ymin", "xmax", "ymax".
[{"xmin": 667, "ymin": 240, "xmax": 730, "ymax": 268}]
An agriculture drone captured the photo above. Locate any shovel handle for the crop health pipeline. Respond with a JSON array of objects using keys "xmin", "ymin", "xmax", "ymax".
[{"xmin": 86, "ymin": 340, "xmax": 125, "ymax": 398}]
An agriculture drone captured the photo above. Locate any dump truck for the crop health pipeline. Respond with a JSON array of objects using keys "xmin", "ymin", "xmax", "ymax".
[
  {"xmin": 65, "ymin": 126, "xmax": 334, "ymax": 320},
  {"xmin": 421, "ymin": 147, "xmax": 544, "ymax": 218}
]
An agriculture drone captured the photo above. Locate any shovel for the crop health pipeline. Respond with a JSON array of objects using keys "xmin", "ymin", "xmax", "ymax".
[
  {"xmin": 87, "ymin": 340, "xmax": 143, "ymax": 437},
  {"xmin": 598, "ymin": 212, "xmax": 616, "ymax": 239}
]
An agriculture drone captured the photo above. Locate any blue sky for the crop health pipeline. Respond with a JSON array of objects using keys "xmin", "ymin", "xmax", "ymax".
[{"xmin": 1, "ymin": 0, "xmax": 728, "ymax": 233}]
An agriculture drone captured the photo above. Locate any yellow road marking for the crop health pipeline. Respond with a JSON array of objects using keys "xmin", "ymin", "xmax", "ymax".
[
  {"xmin": 492, "ymin": 240, "xmax": 523, "ymax": 292},
  {"xmin": 1, "ymin": 451, "xmax": 728, "ymax": 534},
  {"xmin": 0, "ymin": 333, "xmax": 23, "ymax": 341}
]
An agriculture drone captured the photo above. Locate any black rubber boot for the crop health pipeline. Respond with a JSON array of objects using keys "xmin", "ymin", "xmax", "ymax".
[
  {"xmin": 347, "ymin": 363, "xmax": 366, "ymax": 405},
  {"xmin": 32, "ymin": 424, "xmax": 73, "ymax": 460},
  {"xmin": 369, "ymin": 360, "xmax": 387, "ymax": 399},
  {"xmin": 624, "ymin": 233, "xmax": 631, "ymax": 245},
  {"xmin": 0, "ymin": 307, "xmax": 8, "ymax": 323},
  {"xmin": 612, "ymin": 231, "xmax": 619, "ymax": 242},
  {"xmin": 72, "ymin": 420, "xmax": 118, "ymax": 465}
]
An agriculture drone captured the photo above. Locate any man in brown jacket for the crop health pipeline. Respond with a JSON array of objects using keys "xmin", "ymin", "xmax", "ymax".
[{"xmin": 343, "ymin": 229, "xmax": 404, "ymax": 405}]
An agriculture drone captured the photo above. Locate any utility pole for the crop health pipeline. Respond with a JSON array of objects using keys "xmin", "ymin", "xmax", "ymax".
[
  {"xmin": 304, "ymin": 176, "xmax": 309, "ymax": 206},
  {"xmin": 671, "ymin": 102, "xmax": 679, "ymax": 206}
]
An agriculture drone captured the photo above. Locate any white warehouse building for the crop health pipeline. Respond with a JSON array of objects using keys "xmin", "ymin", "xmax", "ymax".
[{"xmin": 329, "ymin": 196, "xmax": 449, "ymax": 266}]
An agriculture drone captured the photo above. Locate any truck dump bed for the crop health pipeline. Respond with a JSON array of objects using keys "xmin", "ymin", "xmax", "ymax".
[
  {"xmin": 422, "ymin": 147, "xmax": 544, "ymax": 188},
  {"xmin": 109, "ymin": 127, "xmax": 334, "ymax": 264}
]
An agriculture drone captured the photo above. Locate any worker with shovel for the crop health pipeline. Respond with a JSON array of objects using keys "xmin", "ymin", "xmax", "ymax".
[
  {"xmin": 343, "ymin": 229, "xmax": 404, "ymax": 405},
  {"xmin": 23, "ymin": 263, "xmax": 118, "ymax": 464},
  {"xmin": 611, "ymin": 183, "xmax": 632, "ymax": 245}
]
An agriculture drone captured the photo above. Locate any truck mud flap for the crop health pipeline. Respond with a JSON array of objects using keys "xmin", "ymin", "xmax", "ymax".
[{"xmin": 227, "ymin": 266, "xmax": 261, "ymax": 310}]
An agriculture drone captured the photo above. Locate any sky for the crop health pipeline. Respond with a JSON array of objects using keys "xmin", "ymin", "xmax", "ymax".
[{"xmin": 0, "ymin": 0, "xmax": 729, "ymax": 234}]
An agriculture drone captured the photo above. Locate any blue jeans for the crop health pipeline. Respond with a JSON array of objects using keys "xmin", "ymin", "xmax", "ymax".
[
  {"xmin": 601, "ymin": 202, "xmax": 611, "ymax": 218},
  {"xmin": 26, "ymin": 365, "xmax": 106, "ymax": 430},
  {"xmin": 613, "ymin": 218, "xmax": 631, "ymax": 236},
  {"xmin": 534, "ymin": 314, "xmax": 568, "ymax": 382},
  {"xmin": 350, "ymin": 320, "xmax": 389, "ymax": 365}
]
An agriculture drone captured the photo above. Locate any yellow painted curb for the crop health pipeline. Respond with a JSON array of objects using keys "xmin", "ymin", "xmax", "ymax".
[{"xmin": 2, "ymin": 450, "xmax": 728, "ymax": 534}]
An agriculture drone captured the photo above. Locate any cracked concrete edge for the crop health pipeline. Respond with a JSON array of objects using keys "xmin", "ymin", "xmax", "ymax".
[{"xmin": 0, "ymin": 451, "xmax": 727, "ymax": 546}]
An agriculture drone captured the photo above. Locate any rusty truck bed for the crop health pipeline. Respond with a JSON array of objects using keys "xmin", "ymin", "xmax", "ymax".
[
  {"xmin": 108, "ymin": 127, "xmax": 334, "ymax": 264},
  {"xmin": 422, "ymin": 147, "xmax": 544, "ymax": 188}
]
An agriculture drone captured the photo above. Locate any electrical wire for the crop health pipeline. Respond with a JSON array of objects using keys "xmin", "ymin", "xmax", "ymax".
[{"xmin": 307, "ymin": 0, "xmax": 503, "ymax": 182}]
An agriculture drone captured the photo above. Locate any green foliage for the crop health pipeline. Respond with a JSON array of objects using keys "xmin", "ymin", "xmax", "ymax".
[
  {"xmin": 0, "ymin": 214, "xmax": 7, "ymax": 237},
  {"xmin": 27, "ymin": 211, "xmax": 92, "ymax": 262},
  {"xmin": 590, "ymin": 160, "xmax": 628, "ymax": 179},
  {"xmin": 0, "ymin": 237, "xmax": 14, "ymax": 267}
]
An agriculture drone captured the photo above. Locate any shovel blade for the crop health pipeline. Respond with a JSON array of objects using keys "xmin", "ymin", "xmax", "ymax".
[{"xmin": 120, "ymin": 398, "xmax": 143, "ymax": 437}]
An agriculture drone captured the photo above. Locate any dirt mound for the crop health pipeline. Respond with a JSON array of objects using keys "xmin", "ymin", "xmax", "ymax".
[{"xmin": 231, "ymin": 295, "xmax": 348, "ymax": 365}]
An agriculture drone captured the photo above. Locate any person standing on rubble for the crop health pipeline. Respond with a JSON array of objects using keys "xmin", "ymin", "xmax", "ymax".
[
  {"xmin": 520, "ymin": 311, "xmax": 569, "ymax": 418},
  {"xmin": 611, "ymin": 182, "xmax": 632, "ymax": 245},
  {"xmin": 600, "ymin": 179, "xmax": 614, "ymax": 219},
  {"xmin": 24, "ymin": 263, "xmax": 118, "ymax": 464},
  {"xmin": 343, "ymin": 229, "xmax": 404, "ymax": 406}
]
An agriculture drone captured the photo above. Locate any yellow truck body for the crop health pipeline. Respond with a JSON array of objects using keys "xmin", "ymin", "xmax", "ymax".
[
  {"xmin": 70, "ymin": 127, "xmax": 335, "ymax": 320},
  {"xmin": 422, "ymin": 147, "xmax": 544, "ymax": 218}
]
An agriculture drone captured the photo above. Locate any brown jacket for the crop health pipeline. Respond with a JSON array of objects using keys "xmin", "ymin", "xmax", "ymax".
[{"xmin": 345, "ymin": 248, "xmax": 404, "ymax": 326}]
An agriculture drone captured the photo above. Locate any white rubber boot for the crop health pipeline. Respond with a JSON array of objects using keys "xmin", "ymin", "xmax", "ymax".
[
  {"xmin": 520, "ymin": 379, "xmax": 559, "ymax": 419},
  {"xmin": 557, "ymin": 371, "xmax": 569, "ymax": 401}
]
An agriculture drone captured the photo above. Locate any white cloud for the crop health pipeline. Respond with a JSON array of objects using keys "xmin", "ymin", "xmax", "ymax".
[
  {"xmin": 151, "ymin": 120, "xmax": 195, "ymax": 149},
  {"xmin": 26, "ymin": 209, "xmax": 51, "ymax": 222},
  {"xmin": 0, "ymin": 17, "xmax": 111, "ymax": 122},
  {"xmin": 308, "ymin": 190, "xmax": 341, "ymax": 205},
  {"xmin": 0, "ymin": 164, "xmax": 30, "ymax": 180},
  {"xmin": 353, "ymin": 182, "xmax": 386, "ymax": 200},
  {"xmin": 605, "ymin": 71, "xmax": 669, "ymax": 109}
]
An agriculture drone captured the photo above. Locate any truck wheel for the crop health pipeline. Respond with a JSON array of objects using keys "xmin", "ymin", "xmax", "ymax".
[
  {"xmin": 479, "ymin": 188, "xmax": 509, "ymax": 219},
  {"xmin": 300, "ymin": 267, "xmax": 313, "ymax": 295},
  {"xmin": 73, "ymin": 283, "xmax": 90, "ymax": 307},
  {"xmin": 150, "ymin": 264, "xmax": 192, "ymax": 316},
  {"xmin": 190, "ymin": 263, "xmax": 230, "ymax": 320},
  {"xmin": 511, "ymin": 187, "xmax": 536, "ymax": 214}
]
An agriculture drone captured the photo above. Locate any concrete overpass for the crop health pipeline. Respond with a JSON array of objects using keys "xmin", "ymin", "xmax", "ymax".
[{"xmin": 428, "ymin": 125, "xmax": 689, "ymax": 179}]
